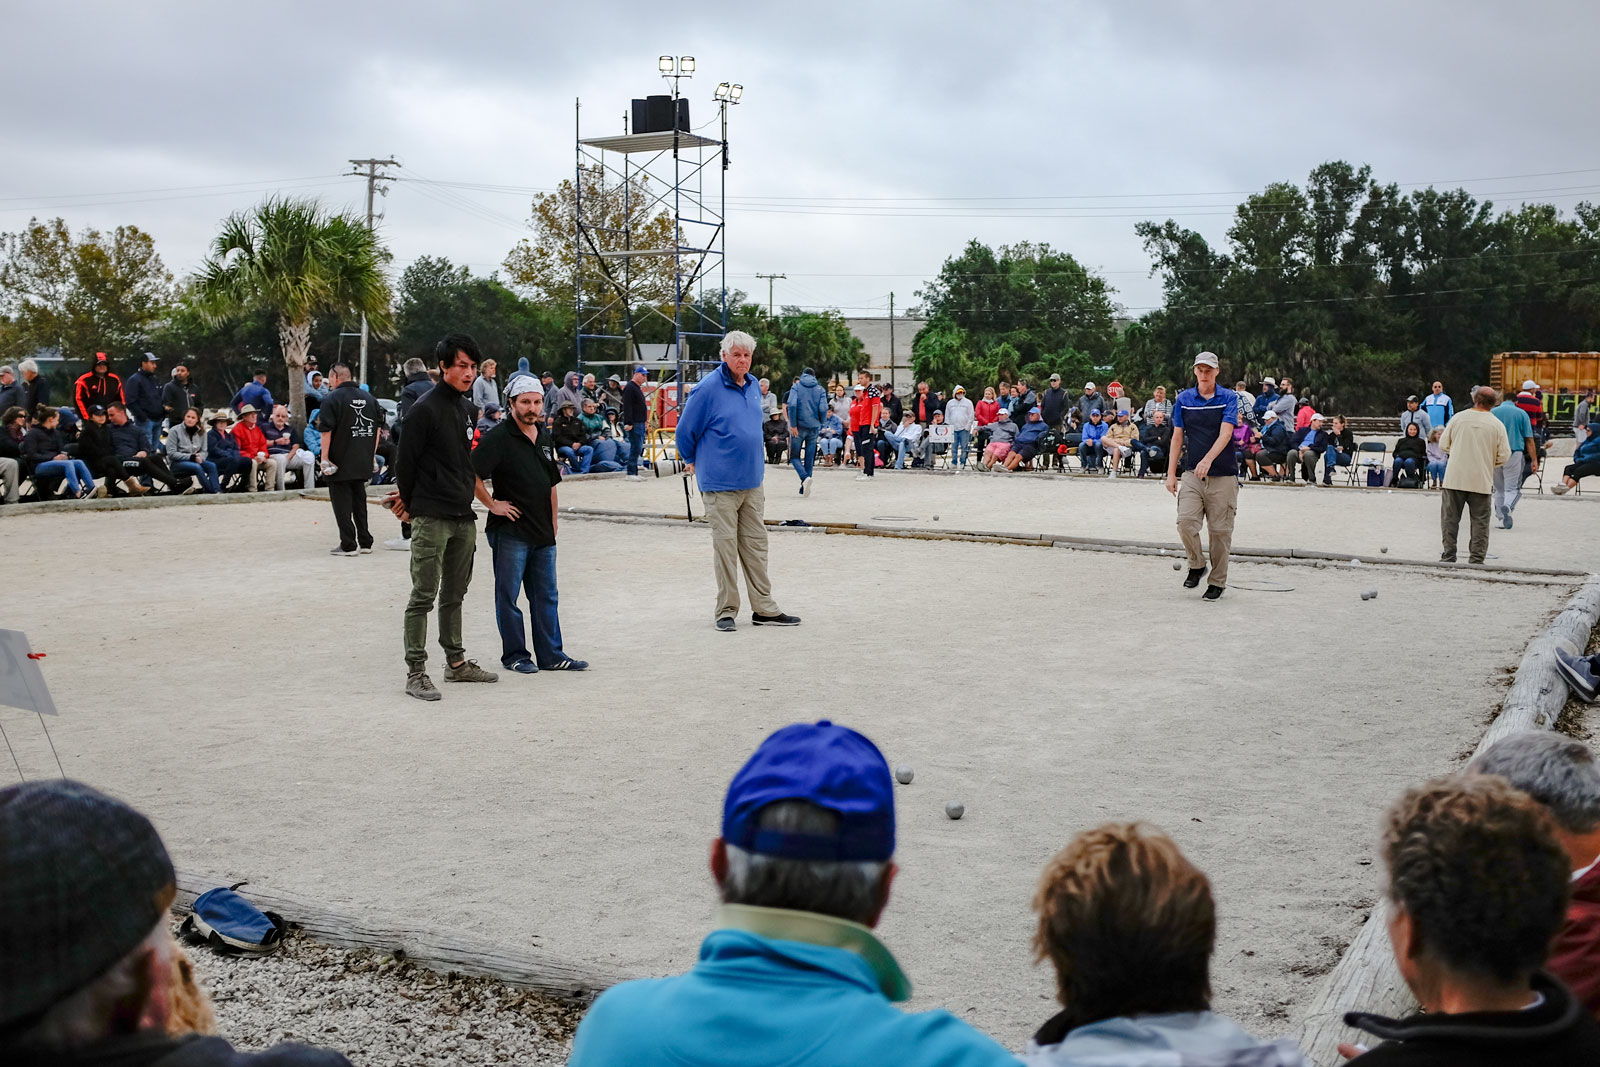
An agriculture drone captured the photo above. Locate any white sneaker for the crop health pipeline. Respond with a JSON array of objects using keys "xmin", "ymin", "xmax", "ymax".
[
  {"xmin": 625, "ymin": 474, "xmax": 642, "ymax": 481},
  {"xmin": 384, "ymin": 537, "xmax": 411, "ymax": 551},
  {"xmin": 801, "ymin": 476, "xmax": 813, "ymax": 497},
  {"xmin": 854, "ymin": 474, "xmax": 871, "ymax": 481},
  {"xmin": 1552, "ymin": 482, "xmax": 1571, "ymax": 496},
  {"xmin": 1109, "ymin": 468, "xmax": 1118, "ymax": 479}
]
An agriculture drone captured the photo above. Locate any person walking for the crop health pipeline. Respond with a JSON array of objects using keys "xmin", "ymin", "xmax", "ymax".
[
  {"xmin": 1490, "ymin": 388, "xmax": 1538, "ymax": 529},
  {"xmin": 390, "ymin": 333, "xmax": 499, "ymax": 700},
  {"xmin": 675, "ymin": 331, "xmax": 800, "ymax": 632},
  {"xmin": 785, "ymin": 365, "xmax": 828, "ymax": 496},
  {"xmin": 1574, "ymin": 387, "xmax": 1593, "ymax": 447},
  {"xmin": 318, "ymin": 363, "xmax": 382, "ymax": 556},
  {"xmin": 1438, "ymin": 386, "xmax": 1512, "ymax": 564},
  {"xmin": 469, "ymin": 379, "xmax": 587, "ymax": 674},
  {"xmin": 621, "ymin": 365, "xmax": 650, "ymax": 480},
  {"xmin": 1167, "ymin": 351, "xmax": 1239, "ymax": 601}
]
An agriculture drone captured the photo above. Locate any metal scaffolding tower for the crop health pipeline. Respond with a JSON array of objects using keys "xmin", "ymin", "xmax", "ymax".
[{"xmin": 574, "ymin": 85, "xmax": 728, "ymax": 417}]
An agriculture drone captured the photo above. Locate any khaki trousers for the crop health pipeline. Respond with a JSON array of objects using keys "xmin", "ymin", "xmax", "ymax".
[
  {"xmin": 1440, "ymin": 489, "xmax": 1490, "ymax": 564},
  {"xmin": 1176, "ymin": 471, "xmax": 1238, "ymax": 588},
  {"xmin": 703, "ymin": 487, "xmax": 781, "ymax": 621}
]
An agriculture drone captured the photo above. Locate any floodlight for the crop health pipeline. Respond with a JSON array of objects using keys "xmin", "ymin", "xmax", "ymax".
[
  {"xmin": 714, "ymin": 82, "xmax": 730, "ymax": 101},
  {"xmin": 659, "ymin": 55, "xmax": 675, "ymax": 73},
  {"xmin": 730, "ymin": 84, "xmax": 744, "ymax": 102},
  {"xmin": 680, "ymin": 56, "xmax": 695, "ymax": 74}
]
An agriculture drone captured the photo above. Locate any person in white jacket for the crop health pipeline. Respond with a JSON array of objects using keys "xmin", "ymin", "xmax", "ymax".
[{"xmin": 944, "ymin": 385, "xmax": 976, "ymax": 469}]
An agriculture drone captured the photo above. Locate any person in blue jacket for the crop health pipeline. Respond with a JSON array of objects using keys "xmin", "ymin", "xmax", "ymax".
[
  {"xmin": 1079, "ymin": 408, "xmax": 1109, "ymax": 470},
  {"xmin": 785, "ymin": 366, "xmax": 828, "ymax": 496},
  {"xmin": 568, "ymin": 720, "xmax": 1019, "ymax": 1067},
  {"xmin": 675, "ymin": 331, "xmax": 800, "ymax": 632}
]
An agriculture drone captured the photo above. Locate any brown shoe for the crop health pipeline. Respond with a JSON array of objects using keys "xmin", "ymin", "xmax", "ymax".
[
  {"xmin": 443, "ymin": 659, "xmax": 498, "ymax": 683},
  {"xmin": 405, "ymin": 672, "xmax": 442, "ymax": 701}
]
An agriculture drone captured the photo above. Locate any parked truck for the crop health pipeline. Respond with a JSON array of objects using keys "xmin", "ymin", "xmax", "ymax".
[{"xmin": 1489, "ymin": 352, "xmax": 1599, "ymax": 422}]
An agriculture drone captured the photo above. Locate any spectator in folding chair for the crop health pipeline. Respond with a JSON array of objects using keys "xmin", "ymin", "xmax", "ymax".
[
  {"xmin": 205, "ymin": 410, "xmax": 250, "ymax": 491},
  {"xmin": 164, "ymin": 407, "xmax": 221, "ymax": 494},
  {"xmin": 1391, "ymin": 421, "xmax": 1427, "ymax": 486},
  {"xmin": 1551, "ymin": 426, "xmax": 1600, "ymax": 496},
  {"xmin": 819, "ymin": 410, "xmax": 845, "ymax": 465},
  {"xmin": 1234, "ymin": 422, "xmax": 1262, "ymax": 480},
  {"xmin": 1321, "ymin": 414, "xmax": 1356, "ymax": 485},
  {"xmin": 977, "ymin": 408, "xmax": 1017, "ymax": 470},
  {"xmin": 1002, "ymin": 406, "xmax": 1050, "ymax": 471},
  {"xmin": 1131, "ymin": 409, "xmax": 1172, "ymax": 478},
  {"xmin": 1078, "ymin": 408, "xmax": 1108, "ymax": 471},
  {"xmin": 231, "ymin": 404, "xmax": 280, "ymax": 491},
  {"xmin": 1425, "ymin": 428, "xmax": 1448, "ymax": 488},
  {"xmin": 916, "ymin": 410, "xmax": 952, "ymax": 468},
  {"xmin": 1288, "ymin": 412, "xmax": 1328, "ymax": 485},
  {"xmin": 1101, "ymin": 409, "xmax": 1136, "ymax": 477},
  {"xmin": 107, "ymin": 403, "xmax": 176, "ymax": 493},
  {"xmin": 263, "ymin": 405, "xmax": 316, "ymax": 488},
  {"xmin": 1256, "ymin": 410, "xmax": 1291, "ymax": 480},
  {"xmin": 22, "ymin": 407, "xmax": 95, "ymax": 498}
]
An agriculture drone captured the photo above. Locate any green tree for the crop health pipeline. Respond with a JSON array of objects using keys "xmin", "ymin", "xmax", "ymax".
[
  {"xmin": 194, "ymin": 197, "xmax": 392, "ymax": 430},
  {"xmin": 395, "ymin": 255, "xmax": 571, "ymax": 373},
  {"xmin": 0, "ymin": 216, "xmax": 174, "ymax": 361}
]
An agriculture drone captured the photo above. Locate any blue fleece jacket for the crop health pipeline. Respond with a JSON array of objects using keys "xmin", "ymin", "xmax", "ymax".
[
  {"xmin": 786, "ymin": 372, "xmax": 829, "ymax": 431},
  {"xmin": 676, "ymin": 363, "xmax": 765, "ymax": 492},
  {"xmin": 1575, "ymin": 431, "xmax": 1600, "ymax": 466},
  {"xmin": 569, "ymin": 925, "xmax": 1017, "ymax": 1067},
  {"xmin": 1014, "ymin": 419, "xmax": 1049, "ymax": 446},
  {"xmin": 1081, "ymin": 420, "xmax": 1108, "ymax": 445}
]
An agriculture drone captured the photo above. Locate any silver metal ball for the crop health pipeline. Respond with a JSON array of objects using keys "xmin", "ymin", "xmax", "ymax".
[
  {"xmin": 895, "ymin": 765, "xmax": 914, "ymax": 785},
  {"xmin": 945, "ymin": 799, "xmax": 965, "ymax": 820}
]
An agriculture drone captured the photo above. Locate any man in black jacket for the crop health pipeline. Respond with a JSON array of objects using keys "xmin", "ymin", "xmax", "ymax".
[
  {"xmin": 384, "ymin": 358, "xmax": 437, "ymax": 550},
  {"xmin": 621, "ymin": 365, "xmax": 649, "ymax": 480},
  {"xmin": 161, "ymin": 363, "xmax": 200, "ymax": 426},
  {"xmin": 317, "ymin": 364, "xmax": 381, "ymax": 556},
  {"xmin": 124, "ymin": 353, "xmax": 165, "ymax": 453},
  {"xmin": 1339, "ymin": 773, "xmax": 1600, "ymax": 1064},
  {"xmin": 1132, "ymin": 409, "xmax": 1173, "ymax": 478},
  {"xmin": 390, "ymin": 334, "xmax": 498, "ymax": 700},
  {"xmin": 107, "ymin": 403, "xmax": 176, "ymax": 492},
  {"xmin": 1040, "ymin": 373, "xmax": 1069, "ymax": 430}
]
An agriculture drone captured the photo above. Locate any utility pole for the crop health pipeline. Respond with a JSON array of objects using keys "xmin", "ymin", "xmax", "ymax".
[
  {"xmin": 346, "ymin": 157, "xmax": 400, "ymax": 386},
  {"xmin": 888, "ymin": 292, "xmax": 895, "ymax": 389},
  {"xmin": 755, "ymin": 272, "xmax": 786, "ymax": 318}
]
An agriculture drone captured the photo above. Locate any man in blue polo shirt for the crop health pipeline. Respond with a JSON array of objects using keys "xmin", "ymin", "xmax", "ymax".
[
  {"xmin": 676, "ymin": 331, "xmax": 800, "ymax": 632},
  {"xmin": 567, "ymin": 720, "xmax": 1019, "ymax": 1067},
  {"xmin": 1167, "ymin": 351, "xmax": 1239, "ymax": 601},
  {"xmin": 1490, "ymin": 391, "xmax": 1538, "ymax": 529}
]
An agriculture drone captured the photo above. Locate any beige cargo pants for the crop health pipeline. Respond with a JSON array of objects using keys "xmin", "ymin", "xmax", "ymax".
[
  {"xmin": 703, "ymin": 487, "xmax": 781, "ymax": 621},
  {"xmin": 1176, "ymin": 471, "xmax": 1238, "ymax": 588}
]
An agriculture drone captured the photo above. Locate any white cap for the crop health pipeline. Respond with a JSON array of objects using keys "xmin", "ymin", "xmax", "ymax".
[
  {"xmin": 1193, "ymin": 351, "xmax": 1220, "ymax": 369},
  {"xmin": 1263, "ymin": 409, "xmax": 1278, "ymax": 420},
  {"xmin": 1309, "ymin": 411, "xmax": 1324, "ymax": 422},
  {"xmin": 1084, "ymin": 381, "xmax": 1096, "ymax": 390},
  {"xmin": 853, "ymin": 384, "xmax": 865, "ymax": 392},
  {"xmin": 1522, "ymin": 379, "xmax": 1539, "ymax": 390}
]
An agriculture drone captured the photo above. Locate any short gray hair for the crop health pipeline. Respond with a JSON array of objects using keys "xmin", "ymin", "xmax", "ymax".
[
  {"xmin": 403, "ymin": 358, "xmax": 428, "ymax": 376},
  {"xmin": 18, "ymin": 358, "xmax": 38, "ymax": 375},
  {"xmin": 720, "ymin": 330, "xmax": 757, "ymax": 357},
  {"xmin": 722, "ymin": 801, "xmax": 887, "ymax": 925},
  {"xmin": 1472, "ymin": 732, "xmax": 1600, "ymax": 834}
]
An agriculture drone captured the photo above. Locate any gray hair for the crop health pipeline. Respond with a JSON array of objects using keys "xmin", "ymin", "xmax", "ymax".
[
  {"xmin": 13, "ymin": 918, "xmax": 172, "ymax": 1051},
  {"xmin": 1472, "ymin": 732, "xmax": 1600, "ymax": 834},
  {"xmin": 19, "ymin": 358, "xmax": 38, "ymax": 375},
  {"xmin": 721, "ymin": 801, "xmax": 888, "ymax": 925},
  {"xmin": 720, "ymin": 330, "xmax": 757, "ymax": 357},
  {"xmin": 403, "ymin": 357, "xmax": 428, "ymax": 376}
]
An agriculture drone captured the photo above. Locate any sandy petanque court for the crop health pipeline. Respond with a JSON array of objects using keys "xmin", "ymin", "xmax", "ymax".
[{"xmin": 2, "ymin": 469, "xmax": 1594, "ymax": 1049}]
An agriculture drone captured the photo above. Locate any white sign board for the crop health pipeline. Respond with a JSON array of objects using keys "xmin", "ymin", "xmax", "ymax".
[
  {"xmin": 0, "ymin": 630, "xmax": 57, "ymax": 716},
  {"xmin": 634, "ymin": 343, "xmax": 678, "ymax": 367}
]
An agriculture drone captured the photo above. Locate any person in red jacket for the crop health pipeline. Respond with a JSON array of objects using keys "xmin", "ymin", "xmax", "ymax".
[
  {"xmin": 230, "ymin": 404, "xmax": 280, "ymax": 491},
  {"xmin": 848, "ymin": 374, "xmax": 882, "ymax": 481},
  {"xmin": 74, "ymin": 353, "xmax": 123, "ymax": 418},
  {"xmin": 1473, "ymin": 731, "xmax": 1600, "ymax": 1018}
]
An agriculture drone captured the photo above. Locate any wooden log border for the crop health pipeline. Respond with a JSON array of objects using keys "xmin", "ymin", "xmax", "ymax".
[
  {"xmin": 1296, "ymin": 574, "xmax": 1600, "ymax": 1066},
  {"xmin": 172, "ymin": 872, "xmax": 634, "ymax": 1001}
]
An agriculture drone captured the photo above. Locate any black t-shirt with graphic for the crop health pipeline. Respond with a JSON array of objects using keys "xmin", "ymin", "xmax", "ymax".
[{"xmin": 316, "ymin": 383, "xmax": 382, "ymax": 481}]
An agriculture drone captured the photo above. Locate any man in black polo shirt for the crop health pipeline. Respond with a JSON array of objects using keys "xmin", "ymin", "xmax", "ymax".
[
  {"xmin": 1167, "ymin": 351, "xmax": 1239, "ymax": 601},
  {"xmin": 391, "ymin": 333, "xmax": 499, "ymax": 700},
  {"xmin": 317, "ymin": 363, "xmax": 380, "ymax": 555},
  {"xmin": 470, "ymin": 379, "xmax": 588, "ymax": 675}
]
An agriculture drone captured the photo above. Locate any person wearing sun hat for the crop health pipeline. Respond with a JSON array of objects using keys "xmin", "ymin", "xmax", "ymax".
[
  {"xmin": 0, "ymin": 779, "xmax": 350, "ymax": 1064},
  {"xmin": 567, "ymin": 721, "xmax": 1016, "ymax": 1067}
]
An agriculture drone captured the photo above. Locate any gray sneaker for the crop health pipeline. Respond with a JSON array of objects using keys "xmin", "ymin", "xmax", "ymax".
[
  {"xmin": 1555, "ymin": 647, "xmax": 1599, "ymax": 703},
  {"xmin": 444, "ymin": 659, "xmax": 499, "ymax": 683},
  {"xmin": 405, "ymin": 672, "xmax": 442, "ymax": 701},
  {"xmin": 384, "ymin": 537, "xmax": 411, "ymax": 551}
]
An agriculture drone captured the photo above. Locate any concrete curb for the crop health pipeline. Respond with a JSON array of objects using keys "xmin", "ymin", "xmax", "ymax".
[{"xmin": 0, "ymin": 488, "xmax": 319, "ymax": 516}]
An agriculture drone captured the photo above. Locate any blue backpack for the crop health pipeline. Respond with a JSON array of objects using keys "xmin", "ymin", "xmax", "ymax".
[{"xmin": 179, "ymin": 883, "xmax": 286, "ymax": 956}]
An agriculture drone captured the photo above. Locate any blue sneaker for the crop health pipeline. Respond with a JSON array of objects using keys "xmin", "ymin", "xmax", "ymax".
[
  {"xmin": 505, "ymin": 659, "xmax": 540, "ymax": 674},
  {"xmin": 1555, "ymin": 648, "xmax": 1598, "ymax": 703},
  {"xmin": 541, "ymin": 657, "xmax": 589, "ymax": 671}
]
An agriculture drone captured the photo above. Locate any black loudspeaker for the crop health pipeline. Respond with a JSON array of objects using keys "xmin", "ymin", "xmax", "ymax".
[
  {"xmin": 675, "ymin": 98, "xmax": 691, "ymax": 131},
  {"xmin": 646, "ymin": 95, "xmax": 673, "ymax": 133},
  {"xmin": 631, "ymin": 99, "xmax": 649, "ymax": 135}
]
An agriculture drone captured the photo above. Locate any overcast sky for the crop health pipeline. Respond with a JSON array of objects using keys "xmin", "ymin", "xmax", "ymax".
[{"xmin": 5, "ymin": 0, "xmax": 1598, "ymax": 319}]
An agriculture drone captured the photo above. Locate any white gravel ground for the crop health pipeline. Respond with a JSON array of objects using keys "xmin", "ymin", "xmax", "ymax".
[{"xmin": 182, "ymin": 925, "xmax": 578, "ymax": 1065}]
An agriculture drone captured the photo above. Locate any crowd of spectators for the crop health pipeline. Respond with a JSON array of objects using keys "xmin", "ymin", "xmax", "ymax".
[{"xmin": 9, "ymin": 710, "xmax": 1600, "ymax": 1066}]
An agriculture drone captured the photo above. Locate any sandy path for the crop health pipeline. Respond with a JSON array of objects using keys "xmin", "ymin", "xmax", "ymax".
[
  {"xmin": 568, "ymin": 464, "xmax": 1600, "ymax": 573},
  {"xmin": 0, "ymin": 498, "xmax": 1568, "ymax": 1047}
]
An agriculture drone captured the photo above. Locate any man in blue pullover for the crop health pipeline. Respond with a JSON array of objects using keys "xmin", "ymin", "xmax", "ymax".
[
  {"xmin": 568, "ymin": 720, "xmax": 1019, "ymax": 1067},
  {"xmin": 676, "ymin": 331, "xmax": 800, "ymax": 632},
  {"xmin": 785, "ymin": 366, "xmax": 828, "ymax": 496}
]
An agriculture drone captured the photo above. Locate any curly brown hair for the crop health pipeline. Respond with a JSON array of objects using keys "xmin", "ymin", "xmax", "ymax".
[
  {"xmin": 1032, "ymin": 823, "xmax": 1213, "ymax": 1029},
  {"xmin": 1384, "ymin": 773, "xmax": 1570, "ymax": 983}
]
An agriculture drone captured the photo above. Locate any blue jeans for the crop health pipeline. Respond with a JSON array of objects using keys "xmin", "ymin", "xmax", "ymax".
[
  {"xmin": 34, "ymin": 458, "xmax": 93, "ymax": 494},
  {"xmin": 559, "ymin": 444, "xmax": 593, "ymax": 473},
  {"xmin": 626, "ymin": 423, "xmax": 646, "ymax": 475},
  {"xmin": 172, "ymin": 459, "xmax": 221, "ymax": 493},
  {"xmin": 952, "ymin": 428, "xmax": 972, "ymax": 467},
  {"xmin": 1323, "ymin": 447, "xmax": 1352, "ymax": 480},
  {"xmin": 1428, "ymin": 460, "xmax": 1447, "ymax": 482},
  {"xmin": 487, "ymin": 530, "xmax": 565, "ymax": 668},
  {"xmin": 882, "ymin": 432, "xmax": 910, "ymax": 468},
  {"xmin": 1393, "ymin": 457, "xmax": 1419, "ymax": 477},
  {"xmin": 594, "ymin": 438, "xmax": 627, "ymax": 466},
  {"xmin": 136, "ymin": 418, "xmax": 162, "ymax": 453},
  {"xmin": 788, "ymin": 427, "xmax": 818, "ymax": 482},
  {"xmin": 819, "ymin": 435, "xmax": 842, "ymax": 457},
  {"xmin": 1079, "ymin": 440, "xmax": 1104, "ymax": 469}
]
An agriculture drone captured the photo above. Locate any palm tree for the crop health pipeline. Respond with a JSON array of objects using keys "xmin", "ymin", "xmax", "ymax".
[{"xmin": 195, "ymin": 196, "xmax": 392, "ymax": 430}]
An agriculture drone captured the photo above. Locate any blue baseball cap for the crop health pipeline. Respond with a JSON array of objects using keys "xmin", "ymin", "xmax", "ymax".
[
  {"xmin": 722, "ymin": 720, "xmax": 895, "ymax": 862},
  {"xmin": 634, "ymin": 365, "xmax": 648, "ymax": 375}
]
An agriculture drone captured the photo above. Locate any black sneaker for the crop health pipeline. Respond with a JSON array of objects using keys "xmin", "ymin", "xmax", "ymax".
[
  {"xmin": 752, "ymin": 612, "xmax": 801, "ymax": 626},
  {"xmin": 1183, "ymin": 566, "xmax": 1207, "ymax": 589},
  {"xmin": 541, "ymin": 657, "xmax": 589, "ymax": 671},
  {"xmin": 1202, "ymin": 585, "xmax": 1225, "ymax": 601},
  {"xmin": 716, "ymin": 617, "xmax": 736, "ymax": 632}
]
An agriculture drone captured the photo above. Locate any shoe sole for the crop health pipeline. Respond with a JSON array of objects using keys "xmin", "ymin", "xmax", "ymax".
[
  {"xmin": 444, "ymin": 675, "xmax": 499, "ymax": 683},
  {"xmin": 751, "ymin": 618, "xmax": 800, "ymax": 626},
  {"xmin": 1556, "ymin": 658, "xmax": 1600, "ymax": 703},
  {"xmin": 405, "ymin": 688, "xmax": 442, "ymax": 701}
]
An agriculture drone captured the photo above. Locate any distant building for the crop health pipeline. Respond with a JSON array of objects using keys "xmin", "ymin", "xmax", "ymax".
[{"xmin": 843, "ymin": 315, "xmax": 927, "ymax": 391}]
